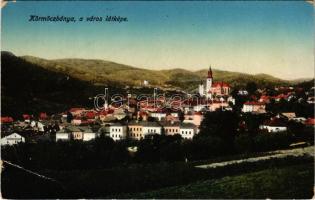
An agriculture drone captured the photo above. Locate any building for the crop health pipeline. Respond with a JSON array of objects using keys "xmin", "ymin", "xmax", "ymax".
[
  {"xmin": 56, "ymin": 129, "xmax": 70, "ymax": 141},
  {"xmin": 183, "ymin": 112, "xmax": 204, "ymax": 127},
  {"xmin": 198, "ymin": 67, "xmax": 230, "ymax": 99},
  {"xmin": 128, "ymin": 121, "xmax": 144, "ymax": 140},
  {"xmin": 281, "ymin": 112, "xmax": 296, "ymax": 120},
  {"xmin": 1, "ymin": 133, "xmax": 25, "ymax": 146},
  {"xmin": 109, "ymin": 123, "xmax": 127, "ymax": 141},
  {"xmin": 304, "ymin": 118, "xmax": 315, "ymax": 127},
  {"xmin": 142, "ymin": 121, "xmax": 162, "ymax": 136},
  {"xmin": 56, "ymin": 126, "xmax": 97, "ymax": 141},
  {"xmin": 179, "ymin": 123, "xmax": 197, "ymax": 139},
  {"xmin": 149, "ymin": 112, "xmax": 167, "ymax": 121},
  {"xmin": 242, "ymin": 101, "xmax": 266, "ymax": 113},
  {"xmin": 260, "ymin": 117, "xmax": 288, "ymax": 133},
  {"xmin": 67, "ymin": 126, "xmax": 84, "ymax": 140},
  {"xmin": 162, "ymin": 121, "xmax": 180, "ymax": 136},
  {"xmin": 80, "ymin": 126, "xmax": 97, "ymax": 141}
]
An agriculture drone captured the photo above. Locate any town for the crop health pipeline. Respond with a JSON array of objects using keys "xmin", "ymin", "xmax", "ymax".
[{"xmin": 1, "ymin": 67, "xmax": 314, "ymax": 145}]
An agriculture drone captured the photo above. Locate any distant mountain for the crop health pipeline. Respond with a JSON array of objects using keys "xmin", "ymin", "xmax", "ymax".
[{"xmin": 22, "ymin": 55, "xmax": 291, "ymax": 91}]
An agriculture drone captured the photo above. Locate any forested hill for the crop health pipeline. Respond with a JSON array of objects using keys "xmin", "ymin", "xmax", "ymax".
[
  {"xmin": 1, "ymin": 51, "xmax": 112, "ymax": 118},
  {"xmin": 21, "ymin": 55, "xmax": 293, "ymax": 91}
]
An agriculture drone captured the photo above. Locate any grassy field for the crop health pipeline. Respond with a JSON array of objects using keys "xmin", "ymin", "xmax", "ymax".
[
  {"xmin": 2, "ymin": 153, "xmax": 313, "ymax": 198},
  {"xmin": 116, "ymin": 163, "xmax": 314, "ymax": 199}
]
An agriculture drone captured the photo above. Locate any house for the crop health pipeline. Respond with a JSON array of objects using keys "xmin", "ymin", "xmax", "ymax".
[
  {"xmin": 113, "ymin": 108, "xmax": 127, "ymax": 120},
  {"xmin": 128, "ymin": 121, "xmax": 144, "ymax": 140},
  {"xmin": 242, "ymin": 102, "xmax": 266, "ymax": 113},
  {"xmin": 98, "ymin": 125, "xmax": 110, "ymax": 137},
  {"xmin": 69, "ymin": 107, "xmax": 86, "ymax": 117},
  {"xmin": 165, "ymin": 113, "xmax": 180, "ymax": 122},
  {"xmin": 161, "ymin": 121, "xmax": 180, "ymax": 136},
  {"xmin": 109, "ymin": 123, "xmax": 127, "ymax": 141},
  {"xmin": 260, "ymin": 117, "xmax": 288, "ymax": 133},
  {"xmin": 149, "ymin": 112, "xmax": 167, "ymax": 121},
  {"xmin": 1, "ymin": 133, "xmax": 25, "ymax": 146},
  {"xmin": 142, "ymin": 121, "xmax": 162, "ymax": 136},
  {"xmin": 259, "ymin": 95, "xmax": 271, "ymax": 103},
  {"xmin": 307, "ymin": 96, "xmax": 315, "ymax": 104},
  {"xmin": 281, "ymin": 112, "xmax": 296, "ymax": 120},
  {"xmin": 292, "ymin": 117, "xmax": 307, "ymax": 123},
  {"xmin": 80, "ymin": 126, "xmax": 97, "ymax": 141},
  {"xmin": 67, "ymin": 126, "xmax": 84, "ymax": 140},
  {"xmin": 304, "ymin": 118, "xmax": 315, "ymax": 127},
  {"xmin": 183, "ymin": 112, "xmax": 203, "ymax": 127},
  {"xmin": 179, "ymin": 123, "xmax": 197, "ymax": 139},
  {"xmin": 208, "ymin": 100, "xmax": 229, "ymax": 112},
  {"xmin": 56, "ymin": 129, "xmax": 70, "ymax": 141},
  {"xmin": 30, "ymin": 120, "xmax": 45, "ymax": 132},
  {"xmin": 23, "ymin": 114, "xmax": 32, "ymax": 122},
  {"xmin": 1, "ymin": 116, "xmax": 14, "ymax": 124},
  {"xmin": 72, "ymin": 118, "xmax": 82, "ymax": 125},
  {"xmin": 56, "ymin": 126, "xmax": 97, "ymax": 141},
  {"xmin": 238, "ymin": 90, "xmax": 249, "ymax": 96},
  {"xmin": 39, "ymin": 112, "xmax": 48, "ymax": 121}
]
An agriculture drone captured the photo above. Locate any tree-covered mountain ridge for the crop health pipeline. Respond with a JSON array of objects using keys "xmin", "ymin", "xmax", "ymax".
[{"xmin": 20, "ymin": 54, "xmax": 309, "ymax": 90}]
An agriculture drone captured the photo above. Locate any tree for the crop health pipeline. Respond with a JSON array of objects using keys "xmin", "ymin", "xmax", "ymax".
[
  {"xmin": 66, "ymin": 111, "xmax": 73, "ymax": 123},
  {"xmin": 246, "ymin": 82, "xmax": 257, "ymax": 95}
]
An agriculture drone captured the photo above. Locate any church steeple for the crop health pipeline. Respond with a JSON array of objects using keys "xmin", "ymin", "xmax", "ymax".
[{"xmin": 207, "ymin": 66, "xmax": 213, "ymax": 79}]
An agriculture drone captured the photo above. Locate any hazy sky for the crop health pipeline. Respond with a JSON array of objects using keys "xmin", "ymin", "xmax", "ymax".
[{"xmin": 2, "ymin": 1, "xmax": 314, "ymax": 80}]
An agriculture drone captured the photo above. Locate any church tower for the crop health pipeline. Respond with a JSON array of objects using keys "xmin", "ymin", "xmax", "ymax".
[{"xmin": 206, "ymin": 66, "xmax": 213, "ymax": 99}]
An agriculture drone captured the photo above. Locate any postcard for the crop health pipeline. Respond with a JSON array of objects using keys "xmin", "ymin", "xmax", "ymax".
[{"xmin": 1, "ymin": 1, "xmax": 314, "ymax": 199}]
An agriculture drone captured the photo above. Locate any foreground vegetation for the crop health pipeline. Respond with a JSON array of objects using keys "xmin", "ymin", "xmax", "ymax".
[
  {"xmin": 2, "ymin": 154, "xmax": 313, "ymax": 198},
  {"xmin": 117, "ymin": 162, "xmax": 313, "ymax": 199}
]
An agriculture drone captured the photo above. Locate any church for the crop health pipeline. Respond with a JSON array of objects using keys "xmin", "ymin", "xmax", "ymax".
[{"xmin": 198, "ymin": 66, "xmax": 231, "ymax": 99}]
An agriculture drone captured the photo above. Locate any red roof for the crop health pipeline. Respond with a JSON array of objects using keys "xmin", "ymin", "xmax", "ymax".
[
  {"xmin": 304, "ymin": 118, "xmax": 315, "ymax": 126},
  {"xmin": 69, "ymin": 108, "xmax": 85, "ymax": 112},
  {"xmin": 22, "ymin": 114, "xmax": 31, "ymax": 120},
  {"xmin": 39, "ymin": 112, "xmax": 48, "ymax": 120},
  {"xmin": 194, "ymin": 112, "xmax": 203, "ymax": 116},
  {"xmin": 244, "ymin": 101, "xmax": 265, "ymax": 106},
  {"xmin": 1, "ymin": 116, "xmax": 14, "ymax": 123},
  {"xmin": 212, "ymin": 82, "xmax": 230, "ymax": 88},
  {"xmin": 85, "ymin": 111, "xmax": 96, "ymax": 119},
  {"xmin": 275, "ymin": 94, "xmax": 290, "ymax": 99},
  {"xmin": 260, "ymin": 95, "xmax": 270, "ymax": 100},
  {"xmin": 263, "ymin": 117, "xmax": 288, "ymax": 127}
]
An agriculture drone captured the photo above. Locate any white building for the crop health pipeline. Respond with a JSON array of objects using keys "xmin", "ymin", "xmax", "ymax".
[
  {"xmin": 259, "ymin": 125, "xmax": 287, "ymax": 133},
  {"xmin": 179, "ymin": 123, "xmax": 196, "ymax": 139},
  {"xmin": 56, "ymin": 129, "xmax": 70, "ymax": 141},
  {"xmin": 110, "ymin": 123, "xmax": 127, "ymax": 141},
  {"xmin": 30, "ymin": 121, "xmax": 45, "ymax": 132},
  {"xmin": 242, "ymin": 102, "xmax": 266, "ymax": 113},
  {"xmin": 1, "ymin": 133, "xmax": 25, "ymax": 146},
  {"xmin": 80, "ymin": 126, "xmax": 97, "ymax": 141},
  {"xmin": 83, "ymin": 132, "xmax": 96, "ymax": 141},
  {"xmin": 149, "ymin": 112, "xmax": 167, "ymax": 121},
  {"xmin": 142, "ymin": 121, "xmax": 162, "ymax": 136},
  {"xmin": 259, "ymin": 117, "xmax": 288, "ymax": 133}
]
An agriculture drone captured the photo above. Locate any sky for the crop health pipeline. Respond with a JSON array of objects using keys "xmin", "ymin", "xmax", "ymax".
[{"xmin": 1, "ymin": 1, "xmax": 314, "ymax": 80}]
